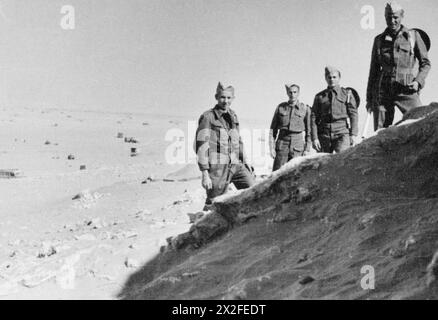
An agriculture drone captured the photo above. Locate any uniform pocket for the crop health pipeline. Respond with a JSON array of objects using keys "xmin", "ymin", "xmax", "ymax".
[
  {"xmin": 398, "ymin": 43, "xmax": 411, "ymax": 53},
  {"xmin": 275, "ymin": 139, "xmax": 289, "ymax": 152}
]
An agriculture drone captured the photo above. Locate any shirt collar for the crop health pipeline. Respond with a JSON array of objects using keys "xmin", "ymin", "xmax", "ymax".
[
  {"xmin": 289, "ymin": 99, "xmax": 299, "ymax": 106},
  {"xmin": 384, "ymin": 24, "xmax": 409, "ymax": 39},
  {"xmin": 213, "ymin": 105, "xmax": 230, "ymax": 118},
  {"xmin": 327, "ymin": 85, "xmax": 341, "ymax": 95}
]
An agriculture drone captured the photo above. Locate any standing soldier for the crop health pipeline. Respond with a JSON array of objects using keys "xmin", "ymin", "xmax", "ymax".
[
  {"xmin": 311, "ymin": 66, "xmax": 359, "ymax": 154},
  {"xmin": 195, "ymin": 82, "xmax": 255, "ymax": 209},
  {"xmin": 366, "ymin": 1, "xmax": 431, "ymax": 131},
  {"xmin": 269, "ymin": 84, "xmax": 311, "ymax": 171}
]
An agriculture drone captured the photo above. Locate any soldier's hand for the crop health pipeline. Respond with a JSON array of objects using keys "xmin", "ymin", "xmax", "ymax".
[
  {"xmin": 303, "ymin": 145, "xmax": 311, "ymax": 156},
  {"xmin": 407, "ymin": 81, "xmax": 420, "ymax": 93},
  {"xmin": 312, "ymin": 139, "xmax": 321, "ymax": 152},
  {"xmin": 351, "ymin": 135, "xmax": 359, "ymax": 146},
  {"xmin": 269, "ymin": 147, "xmax": 276, "ymax": 159},
  {"xmin": 201, "ymin": 171, "xmax": 212, "ymax": 190}
]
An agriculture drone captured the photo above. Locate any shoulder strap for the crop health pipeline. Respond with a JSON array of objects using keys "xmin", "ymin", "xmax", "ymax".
[{"xmin": 408, "ymin": 30, "xmax": 416, "ymax": 54}]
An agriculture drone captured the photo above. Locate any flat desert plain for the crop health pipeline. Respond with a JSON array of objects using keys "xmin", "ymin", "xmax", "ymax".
[{"xmin": 0, "ymin": 106, "xmax": 245, "ymax": 299}]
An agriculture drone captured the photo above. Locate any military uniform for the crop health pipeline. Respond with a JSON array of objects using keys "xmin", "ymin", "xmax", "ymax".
[
  {"xmin": 311, "ymin": 85, "xmax": 358, "ymax": 153},
  {"xmin": 366, "ymin": 25, "xmax": 431, "ymax": 130},
  {"xmin": 270, "ymin": 101, "xmax": 311, "ymax": 171},
  {"xmin": 195, "ymin": 105, "xmax": 254, "ymax": 205}
]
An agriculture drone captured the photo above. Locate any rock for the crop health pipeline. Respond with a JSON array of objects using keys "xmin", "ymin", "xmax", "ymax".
[
  {"xmin": 79, "ymin": 165, "xmax": 86, "ymax": 170},
  {"xmin": 86, "ymin": 218, "xmax": 104, "ymax": 229},
  {"xmin": 67, "ymin": 154, "xmax": 75, "ymax": 160},
  {"xmin": 124, "ymin": 137, "xmax": 139, "ymax": 143},
  {"xmin": 125, "ymin": 258, "xmax": 140, "ymax": 269},
  {"xmin": 37, "ymin": 242, "xmax": 57, "ymax": 258},
  {"xmin": 44, "ymin": 140, "xmax": 51, "ymax": 145},
  {"xmin": 297, "ymin": 252, "xmax": 309, "ymax": 264},
  {"xmin": 295, "ymin": 186, "xmax": 314, "ymax": 204},
  {"xmin": 389, "ymin": 247, "xmax": 405, "ymax": 259},
  {"xmin": 187, "ymin": 212, "xmax": 205, "ymax": 224},
  {"xmin": 357, "ymin": 212, "xmax": 377, "ymax": 230},
  {"xmin": 405, "ymin": 235, "xmax": 416, "ymax": 250},
  {"xmin": 299, "ymin": 276, "xmax": 315, "ymax": 285}
]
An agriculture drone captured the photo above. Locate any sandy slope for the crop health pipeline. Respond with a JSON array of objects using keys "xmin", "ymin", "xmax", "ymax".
[
  {"xmin": 0, "ymin": 107, "xmax": 209, "ymax": 299},
  {"xmin": 119, "ymin": 104, "xmax": 438, "ymax": 300}
]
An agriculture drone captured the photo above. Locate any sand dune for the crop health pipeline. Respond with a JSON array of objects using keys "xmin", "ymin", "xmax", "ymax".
[{"xmin": 118, "ymin": 104, "xmax": 438, "ymax": 300}]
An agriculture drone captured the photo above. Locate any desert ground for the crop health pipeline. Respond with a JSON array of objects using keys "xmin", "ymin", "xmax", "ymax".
[
  {"xmin": 2, "ymin": 104, "xmax": 436, "ymax": 300},
  {"xmin": 0, "ymin": 106, "xmax": 242, "ymax": 299}
]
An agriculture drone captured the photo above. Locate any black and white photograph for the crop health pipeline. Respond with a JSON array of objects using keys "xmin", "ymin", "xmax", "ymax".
[{"xmin": 0, "ymin": 0, "xmax": 437, "ymax": 305}]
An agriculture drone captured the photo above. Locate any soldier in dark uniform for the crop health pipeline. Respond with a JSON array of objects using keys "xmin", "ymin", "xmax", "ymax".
[
  {"xmin": 269, "ymin": 84, "xmax": 311, "ymax": 171},
  {"xmin": 366, "ymin": 1, "xmax": 431, "ymax": 130},
  {"xmin": 195, "ymin": 82, "xmax": 254, "ymax": 208},
  {"xmin": 311, "ymin": 66, "xmax": 358, "ymax": 154}
]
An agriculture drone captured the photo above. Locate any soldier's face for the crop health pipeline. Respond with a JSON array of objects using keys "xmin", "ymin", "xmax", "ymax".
[
  {"xmin": 216, "ymin": 90, "xmax": 234, "ymax": 109},
  {"xmin": 385, "ymin": 11, "xmax": 403, "ymax": 32},
  {"xmin": 325, "ymin": 71, "xmax": 340, "ymax": 87},
  {"xmin": 287, "ymin": 87, "xmax": 300, "ymax": 102}
]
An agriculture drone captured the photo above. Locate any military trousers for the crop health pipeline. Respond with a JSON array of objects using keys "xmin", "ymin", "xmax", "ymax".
[
  {"xmin": 373, "ymin": 80, "xmax": 422, "ymax": 130},
  {"xmin": 272, "ymin": 133, "xmax": 304, "ymax": 171},
  {"xmin": 204, "ymin": 162, "xmax": 255, "ymax": 208},
  {"xmin": 318, "ymin": 132, "xmax": 350, "ymax": 154}
]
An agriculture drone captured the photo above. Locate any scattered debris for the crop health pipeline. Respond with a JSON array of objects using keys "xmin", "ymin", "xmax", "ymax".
[
  {"xmin": 125, "ymin": 258, "xmax": 140, "ymax": 269},
  {"xmin": 142, "ymin": 175, "xmax": 155, "ymax": 184},
  {"xmin": 0, "ymin": 169, "xmax": 22, "ymax": 179},
  {"xmin": 67, "ymin": 154, "xmax": 75, "ymax": 160},
  {"xmin": 117, "ymin": 132, "xmax": 124, "ymax": 138},
  {"xmin": 37, "ymin": 242, "xmax": 57, "ymax": 258},
  {"xmin": 124, "ymin": 137, "xmax": 139, "ymax": 143},
  {"xmin": 130, "ymin": 147, "xmax": 138, "ymax": 156}
]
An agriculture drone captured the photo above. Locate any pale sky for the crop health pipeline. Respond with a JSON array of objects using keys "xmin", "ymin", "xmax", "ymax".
[{"xmin": 0, "ymin": 0, "xmax": 437, "ymax": 128}]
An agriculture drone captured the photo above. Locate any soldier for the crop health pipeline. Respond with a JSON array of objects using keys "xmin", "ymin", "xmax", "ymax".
[
  {"xmin": 195, "ymin": 82, "xmax": 255, "ymax": 208},
  {"xmin": 311, "ymin": 66, "xmax": 359, "ymax": 154},
  {"xmin": 366, "ymin": 1, "xmax": 431, "ymax": 130},
  {"xmin": 269, "ymin": 84, "xmax": 311, "ymax": 171}
]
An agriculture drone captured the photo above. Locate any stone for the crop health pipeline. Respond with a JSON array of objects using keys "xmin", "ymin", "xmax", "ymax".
[
  {"xmin": 297, "ymin": 252, "xmax": 309, "ymax": 264},
  {"xmin": 187, "ymin": 212, "xmax": 205, "ymax": 224},
  {"xmin": 125, "ymin": 258, "xmax": 140, "ymax": 268},
  {"xmin": 37, "ymin": 242, "xmax": 57, "ymax": 258},
  {"xmin": 299, "ymin": 276, "xmax": 315, "ymax": 285}
]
